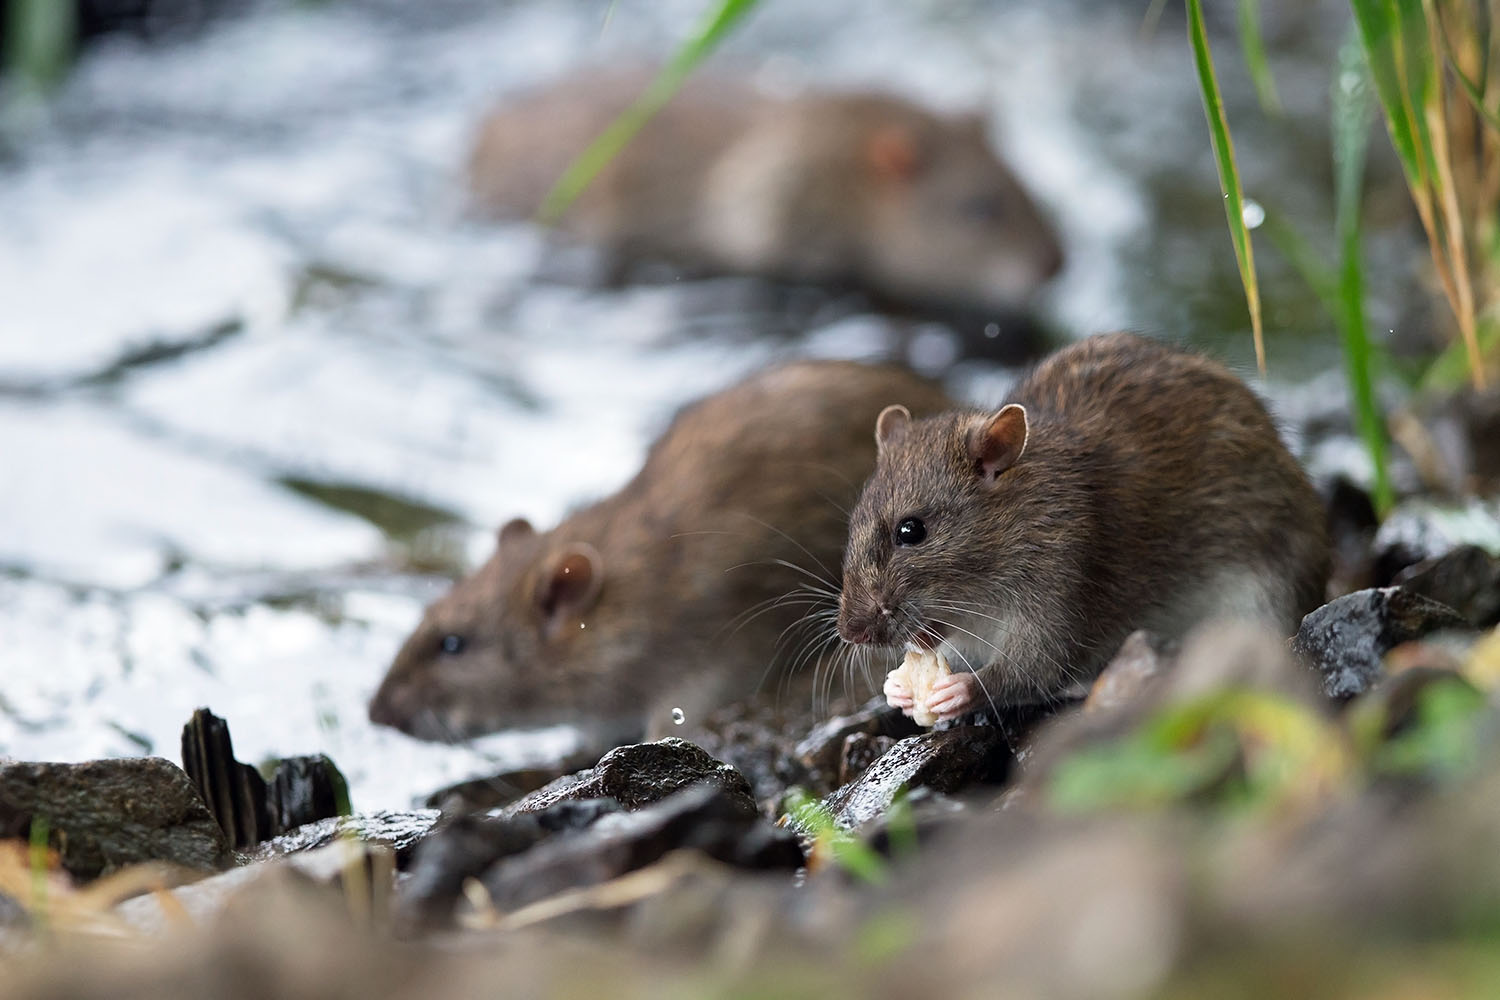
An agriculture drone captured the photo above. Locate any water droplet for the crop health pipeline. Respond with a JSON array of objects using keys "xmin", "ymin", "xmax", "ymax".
[
  {"xmin": 1241, "ymin": 198, "xmax": 1265, "ymax": 230},
  {"xmin": 671, "ymin": 707, "xmax": 685, "ymax": 726},
  {"xmin": 578, "ymin": 621, "xmax": 586, "ymax": 630},
  {"xmin": 983, "ymin": 322, "xmax": 1000, "ymax": 339}
]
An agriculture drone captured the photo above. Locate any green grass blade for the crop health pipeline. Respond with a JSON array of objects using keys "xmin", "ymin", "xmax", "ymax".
[
  {"xmin": 1237, "ymin": 0, "xmax": 1283, "ymax": 114},
  {"xmin": 538, "ymin": 0, "xmax": 762, "ymax": 223},
  {"xmin": 1186, "ymin": 0, "xmax": 1266, "ymax": 373},
  {"xmin": 4, "ymin": 0, "xmax": 75, "ymax": 94},
  {"xmin": 1332, "ymin": 35, "xmax": 1394, "ymax": 516},
  {"xmin": 1350, "ymin": 0, "xmax": 1423, "ymax": 184}
]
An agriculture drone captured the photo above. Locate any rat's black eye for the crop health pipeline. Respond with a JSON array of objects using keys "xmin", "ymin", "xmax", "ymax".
[
  {"xmin": 895, "ymin": 517, "xmax": 927, "ymax": 546},
  {"xmin": 439, "ymin": 634, "xmax": 466, "ymax": 656}
]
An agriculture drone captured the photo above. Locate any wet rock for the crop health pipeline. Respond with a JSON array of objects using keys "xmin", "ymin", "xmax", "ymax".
[
  {"xmin": 506, "ymin": 738, "xmax": 757, "ymax": 820},
  {"xmin": 859, "ymin": 786, "xmax": 971, "ymax": 856},
  {"xmin": 1085, "ymin": 630, "xmax": 1169, "ymax": 712},
  {"xmin": 265, "ymin": 755, "xmax": 349, "ymax": 837},
  {"xmin": 397, "ymin": 814, "xmax": 547, "ymax": 930},
  {"xmin": 1292, "ymin": 587, "xmax": 1473, "ymax": 699},
  {"xmin": 396, "ymin": 797, "xmax": 623, "ymax": 930},
  {"xmin": 1392, "ymin": 545, "xmax": 1500, "ymax": 627},
  {"xmin": 838, "ymin": 733, "xmax": 895, "ymax": 787},
  {"xmin": 0, "ymin": 758, "xmax": 232, "ymax": 880},
  {"xmin": 794, "ymin": 697, "xmax": 919, "ymax": 791},
  {"xmin": 688, "ymin": 699, "xmax": 827, "ymax": 811},
  {"xmin": 180, "ymin": 708, "xmax": 269, "ymax": 849},
  {"xmin": 1370, "ymin": 499, "xmax": 1500, "ymax": 585},
  {"xmin": 480, "ymin": 784, "xmax": 803, "ymax": 912},
  {"xmin": 821, "ymin": 726, "xmax": 1009, "ymax": 829},
  {"xmin": 247, "ymin": 810, "xmax": 439, "ymax": 866}
]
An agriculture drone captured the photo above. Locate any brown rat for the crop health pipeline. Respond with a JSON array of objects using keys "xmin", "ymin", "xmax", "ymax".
[
  {"xmin": 837, "ymin": 333, "xmax": 1331, "ymax": 723},
  {"xmin": 468, "ymin": 69, "xmax": 1063, "ymax": 313},
  {"xmin": 369, "ymin": 360, "xmax": 955, "ymax": 741}
]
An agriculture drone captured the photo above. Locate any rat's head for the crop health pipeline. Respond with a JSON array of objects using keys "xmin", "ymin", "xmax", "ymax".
[
  {"xmin": 838, "ymin": 403, "xmax": 1036, "ymax": 654},
  {"xmin": 368, "ymin": 517, "xmax": 616, "ymax": 741},
  {"xmin": 849, "ymin": 102, "xmax": 1063, "ymax": 309}
]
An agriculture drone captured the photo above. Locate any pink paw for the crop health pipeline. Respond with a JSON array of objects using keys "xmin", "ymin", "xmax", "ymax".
[
  {"xmin": 926, "ymin": 672, "xmax": 984, "ymax": 722},
  {"xmin": 883, "ymin": 669, "xmax": 914, "ymax": 712}
]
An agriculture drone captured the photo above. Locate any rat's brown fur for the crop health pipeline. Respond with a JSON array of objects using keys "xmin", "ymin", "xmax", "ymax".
[
  {"xmin": 838, "ymin": 333, "xmax": 1330, "ymax": 710},
  {"xmin": 468, "ymin": 69, "xmax": 1063, "ymax": 311},
  {"xmin": 369, "ymin": 360, "xmax": 955, "ymax": 741}
]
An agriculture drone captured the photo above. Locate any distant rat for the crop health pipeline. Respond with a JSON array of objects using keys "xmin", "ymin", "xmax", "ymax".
[
  {"xmin": 467, "ymin": 69, "xmax": 1063, "ymax": 314},
  {"xmin": 837, "ymin": 333, "xmax": 1331, "ymax": 723},
  {"xmin": 369, "ymin": 360, "xmax": 955, "ymax": 741}
]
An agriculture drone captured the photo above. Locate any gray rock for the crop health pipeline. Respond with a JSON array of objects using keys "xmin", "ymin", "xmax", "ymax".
[
  {"xmin": 0, "ymin": 757, "xmax": 232, "ymax": 880},
  {"xmin": 794, "ymin": 697, "xmax": 918, "ymax": 791},
  {"xmin": 505, "ymin": 738, "xmax": 757, "ymax": 819},
  {"xmin": 246, "ymin": 810, "xmax": 440, "ymax": 866},
  {"xmin": 1292, "ymin": 587, "xmax": 1473, "ymax": 699},
  {"xmin": 481, "ymin": 783, "xmax": 803, "ymax": 912},
  {"xmin": 1393, "ymin": 544, "xmax": 1500, "ymax": 627},
  {"xmin": 821, "ymin": 726, "xmax": 1009, "ymax": 829}
]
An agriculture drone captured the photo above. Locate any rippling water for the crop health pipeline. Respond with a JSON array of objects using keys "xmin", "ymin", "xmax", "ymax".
[{"xmin": 0, "ymin": 0, "xmax": 1416, "ymax": 809}]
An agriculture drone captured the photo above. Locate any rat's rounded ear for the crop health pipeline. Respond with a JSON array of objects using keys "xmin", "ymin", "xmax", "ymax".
[
  {"xmin": 537, "ymin": 542, "xmax": 603, "ymax": 628},
  {"xmin": 866, "ymin": 125, "xmax": 923, "ymax": 182},
  {"xmin": 875, "ymin": 404, "xmax": 912, "ymax": 452},
  {"xmin": 498, "ymin": 517, "xmax": 536, "ymax": 550},
  {"xmin": 967, "ymin": 404, "xmax": 1028, "ymax": 483}
]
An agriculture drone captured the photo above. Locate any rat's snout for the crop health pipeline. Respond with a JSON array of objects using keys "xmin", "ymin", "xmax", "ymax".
[{"xmin": 837, "ymin": 593, "xmax": 899, "ymax": 646}]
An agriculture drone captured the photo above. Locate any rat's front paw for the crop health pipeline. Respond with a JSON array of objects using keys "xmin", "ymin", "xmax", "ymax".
[
  {"xmin": 926, "ymin": 671, "xmax": 984, "ymax": 721},
  {"xmin": 883, "ymin": 669, "xmax": 915, "ymax": 712}
]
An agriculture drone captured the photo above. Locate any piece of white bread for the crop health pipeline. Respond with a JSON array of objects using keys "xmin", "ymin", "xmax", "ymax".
[{"xmin": 897, "ymin": 647, "xmax": 951, "ymax": 727}]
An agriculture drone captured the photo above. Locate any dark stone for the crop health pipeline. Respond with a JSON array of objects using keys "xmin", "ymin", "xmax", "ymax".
[
  {"xmin": 1292, "ymin": 587, "xmax": 1473, "ymax": 699},
  {"xmin": 505, "ymin": 738, "xmax": 757, "ymax": 819},
  {"xmin": 0, "ymin": 758, "xmax": 232, "ymax": 880},
  {"xmin": 1370, "ymin": 501, "xmax": 1500, "ymax": 586},
  {"xmin": 794, "ymin": 697, "xmax": 920, "ymax": 791},
  {"xmin": 398, "ymin": 814, "xmax": 547, "ymax": 929},
  {"xmin": 838, "ymin": 733, "xmax": 895, "ymax": 787},
  {"xmin": 821, "ymin": 726, "xmax": 1010, "ymax": 829},
  {"xmin": 1393, "ymin": 545, "xmax": 1500, "ymax": 628},
  {"xmin": 180, "ymin": 707, "xmax": 269, "ymax": 849},
  {"xmin": 480, "ymin": 783, "xmax": 804, "ymax": 912},
  {"xmin": 861, "ymin": 786, "xmax": 972, "ymax": 856},
  {"xmin": 246, "ymin": 810, "xmax": 439, "ymax": 866},
  {"xmin": 265, "ymin": 755, "xmax": 349, "ymax": 837},
  {"xmin": 396, "ymin": 795, "xmax": 624, "ymax": 929}
]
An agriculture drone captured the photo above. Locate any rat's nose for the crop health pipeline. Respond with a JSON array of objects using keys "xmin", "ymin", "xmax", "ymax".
[{"xmin": 838, "ymin": 601, "xmax": 895, "ymax": 646}]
